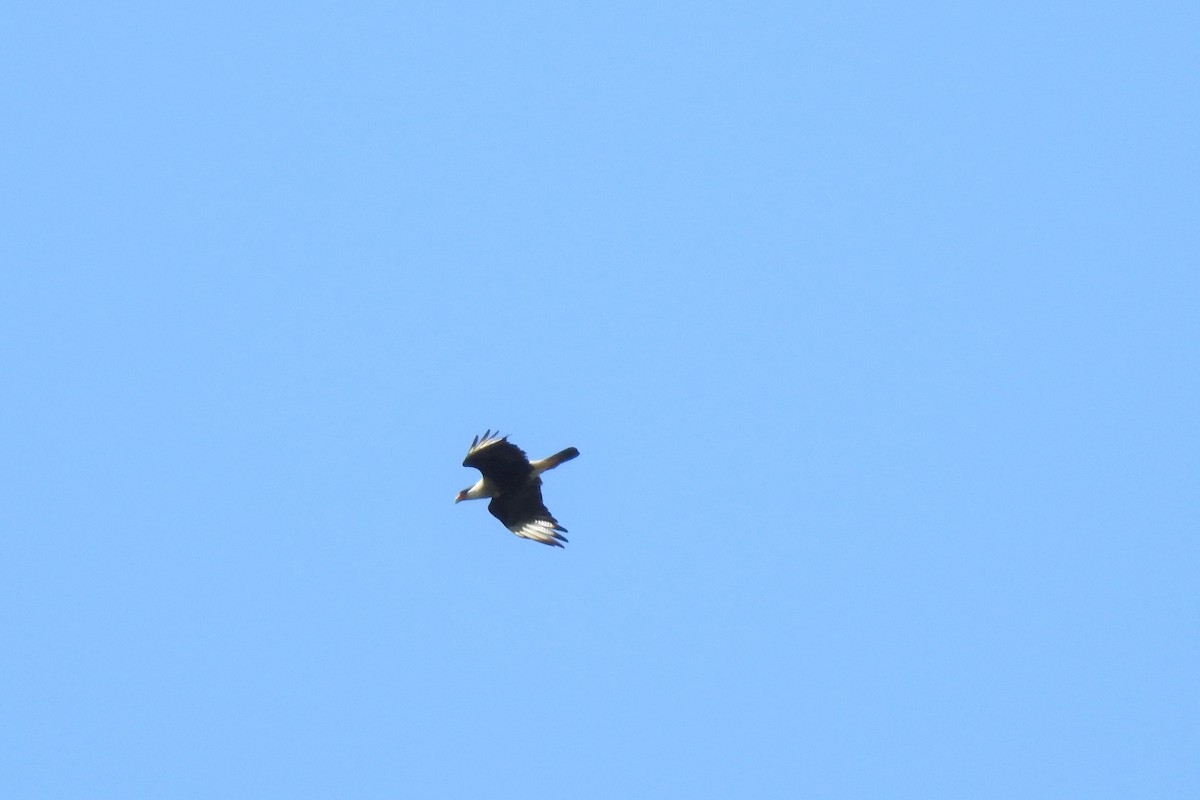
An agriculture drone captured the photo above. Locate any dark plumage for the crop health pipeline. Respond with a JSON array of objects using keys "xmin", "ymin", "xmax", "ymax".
[{"xmin": 461, "ymin": 434, "xmax": 535, "ymax": 486}]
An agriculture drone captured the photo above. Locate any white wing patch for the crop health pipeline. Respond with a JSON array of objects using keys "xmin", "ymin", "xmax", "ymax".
[
  {"xmin": 467, "ymin": 429, "xmax": 507, "ymax": 457},
  {"xmin": 508, "ymin": 518, "xmax": 569, "ymax": 547}
]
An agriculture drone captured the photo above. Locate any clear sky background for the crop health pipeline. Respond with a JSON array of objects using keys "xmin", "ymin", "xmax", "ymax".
[{"xmin": 2, "ymin": 2, "xmax": 1197, "ymax": 797}]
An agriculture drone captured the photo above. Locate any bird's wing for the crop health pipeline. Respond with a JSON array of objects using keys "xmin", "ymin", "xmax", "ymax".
[
  {"xmin": 462, "ymin": 431, "xmax": 532, "ymax": 486},
  {"xmin": 488, "ymin": 480, "xmax": 569, "ymax": 548}
]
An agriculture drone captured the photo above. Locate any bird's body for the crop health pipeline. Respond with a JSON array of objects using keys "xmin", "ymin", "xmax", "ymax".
[{"xmin": 455, "ymin": 431, "xmax": 579, "ymax": 547}]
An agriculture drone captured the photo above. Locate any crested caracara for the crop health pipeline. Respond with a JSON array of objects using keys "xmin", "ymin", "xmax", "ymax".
[{"xmin": 454, "ymin": 431, "xmax": 579, "ymax": 547}]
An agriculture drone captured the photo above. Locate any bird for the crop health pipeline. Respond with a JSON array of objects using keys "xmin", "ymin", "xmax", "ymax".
[{"xmin": 455, "ymin": 430, "xmax": 579, "ymax": 547}]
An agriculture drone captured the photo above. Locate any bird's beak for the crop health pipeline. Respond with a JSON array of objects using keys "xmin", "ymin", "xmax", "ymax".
[{"xmin": 454, "ymin": 491, "xmax": 465, "ymax": 504}]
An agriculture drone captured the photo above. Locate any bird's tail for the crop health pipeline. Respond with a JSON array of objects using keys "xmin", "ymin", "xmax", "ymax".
[{"xmin": 532, "ymin": 447, "xmax": 579, "ymax": 475}]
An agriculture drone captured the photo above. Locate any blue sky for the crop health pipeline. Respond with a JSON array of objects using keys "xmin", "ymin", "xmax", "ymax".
[{"xmin": 2, "ymin": 2, "xmax": 1197, "ymax": 797}]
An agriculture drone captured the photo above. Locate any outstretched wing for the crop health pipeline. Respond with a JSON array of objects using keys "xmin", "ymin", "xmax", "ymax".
[
  {"xmin": 488, "ymin": 480, "xmax": 569, "ymax": 548},
  {"xmin": 463, "ymin": 430, "xmax": 532, "ymax": 490}
]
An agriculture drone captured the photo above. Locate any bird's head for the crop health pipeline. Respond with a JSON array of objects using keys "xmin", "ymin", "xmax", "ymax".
[{"xmin": 456, "ymin": 477, "xmax": 487, "ymax": 503}]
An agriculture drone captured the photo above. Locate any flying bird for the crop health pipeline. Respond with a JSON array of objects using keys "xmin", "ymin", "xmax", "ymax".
[{"xmin": 455, "ymin": 430, "xmax": 579, "ymax": 547}]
